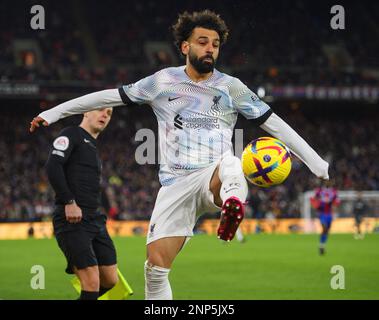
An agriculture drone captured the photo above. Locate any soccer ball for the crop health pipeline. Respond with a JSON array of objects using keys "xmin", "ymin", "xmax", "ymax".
[{"xmin": 241, "ymin": 137, "xmax": 292, "ymax": 188}]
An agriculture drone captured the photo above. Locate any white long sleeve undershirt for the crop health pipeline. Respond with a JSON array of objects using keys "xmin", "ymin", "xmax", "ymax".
[
  {"xmin": 260, "ymin": 112, "xmax": 329, "ymax": 179},
  {"xmin": 38, "ymin": 89, "xmax": 123, "ymax": 125}
]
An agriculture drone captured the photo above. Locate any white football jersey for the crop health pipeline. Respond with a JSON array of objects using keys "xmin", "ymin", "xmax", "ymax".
[{"xmin": 119, "ymin": 66, "xmax": 272, "ymax": 186}]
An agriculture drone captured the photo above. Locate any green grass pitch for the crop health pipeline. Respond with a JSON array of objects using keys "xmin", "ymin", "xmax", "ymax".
[{"xmin": 0, "ymin": 233, "xmax": 378, "ymax": 300}]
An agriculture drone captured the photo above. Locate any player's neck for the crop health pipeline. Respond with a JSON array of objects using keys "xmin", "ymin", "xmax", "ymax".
[
  {"xmin": 185, "ymin": 65, "xmax": 213, "ymax": 82},
  {"xmin": 79, "ymin": 123, "xmax": 99, "ymax": 139}
]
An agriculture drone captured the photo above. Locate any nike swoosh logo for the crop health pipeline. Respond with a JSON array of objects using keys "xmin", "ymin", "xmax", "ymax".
[
  {"xmin": 84, "ymin": 139, "xmax": 96, "ymax": 149},
  {"xmin": 224, "ymin": 187, "xmax": 239, "ymax": 193},
  {"xmin": 168, "ymin": 96, "xmax": 181, "ymax": 102}
]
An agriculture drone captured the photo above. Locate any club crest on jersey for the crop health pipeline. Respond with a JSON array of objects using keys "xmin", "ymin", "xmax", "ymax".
[
  {"xmin": 210, "ymin": 95, "xmax": 222, "ymax": 113},
  {"xmin": 53, "ymin": 136, "xmax": 69, "ymax": 151},
  {"xmin": 213, "ymin": 95, "xmax": 221, "ymax": 106},
  {"xmin": 251, "ymin": 93, "xmax": 259, "ymax": 101}
]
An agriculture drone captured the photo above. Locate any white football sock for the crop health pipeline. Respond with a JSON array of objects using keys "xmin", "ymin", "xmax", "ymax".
[
  {"xmin": 235, "ymin": 227, "xmax": 244, "ymax": 242},
  {"xmin": 144, "ymin": 261, "xmax": 172, "ymax": 300},
  {"xmin": 218, "ymin": 155, "xmax": 248, "ymax": 203}
]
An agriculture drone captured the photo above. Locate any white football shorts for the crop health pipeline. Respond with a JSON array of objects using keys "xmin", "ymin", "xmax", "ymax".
[{"xmin": 146, "ymin": 161, "xmax": 222, "ymax": 245}]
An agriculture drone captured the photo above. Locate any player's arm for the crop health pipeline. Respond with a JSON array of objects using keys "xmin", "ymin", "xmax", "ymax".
[
  {"xmin": 260, "ymin": 113, "xmax": 329, "ymax": 179},
  {"xmin": 45, "ymin": 128, "xmax": 82, "ymax": 223},
  {"xmin": 30, "ymin": 89, "xmax": 125, "ymax": 132},
  {"xmin": 231, "ymin": 77, "xmax": 329, "ymax": 179},
  {"xmin": 30, "ymin": 72, "xmax": 160, "ymax": 132}
]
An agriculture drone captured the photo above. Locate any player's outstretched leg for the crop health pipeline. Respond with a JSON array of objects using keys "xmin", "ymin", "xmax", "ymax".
[
  {"xmin": 145, "ymin": 236, "xmax": 186, "ymax": 300},
  {"xmin": 214, "ymin": 155, "xmax": 248, "ymax": 241}
]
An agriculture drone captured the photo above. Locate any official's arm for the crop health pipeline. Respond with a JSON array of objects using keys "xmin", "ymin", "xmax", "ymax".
[
  {"xmin": 45, "ymin": 131, "xmax": 76, "ymax": 203},
  {"xmin": 46, "ymin": 155, "xmax": 75, "ymax": 204}
]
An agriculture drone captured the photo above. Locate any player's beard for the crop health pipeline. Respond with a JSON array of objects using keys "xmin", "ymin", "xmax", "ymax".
[{"xmin": 188, "ymin": 50, "xmax": 216, "ymax": 74}]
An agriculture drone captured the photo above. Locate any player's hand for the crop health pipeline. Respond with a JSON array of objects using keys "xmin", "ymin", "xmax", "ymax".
[
  {"xmin": 30, "ymin": 116, "xmax": 49, "ymax": 133},
  {"xmin": 321, "ymin": 172, "xmax": 329, "ymax": 180},
  {"xmin": 314, "ymin": 160, "xmax": 329, "ymax": 180},
  {"xmin": 65, "ymin": 203, "xmax": 82, "ymax": 223}
]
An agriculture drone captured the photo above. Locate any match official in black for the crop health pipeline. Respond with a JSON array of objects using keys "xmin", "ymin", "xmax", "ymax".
[{"xmin": 45, "ymin": 107, "xmax": 117, "ymax": 300}]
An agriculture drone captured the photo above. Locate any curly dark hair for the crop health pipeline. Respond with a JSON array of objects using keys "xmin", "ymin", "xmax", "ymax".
[{"xmin": 172, "ymin": 10, "xmax": 229, "ymax": 53}]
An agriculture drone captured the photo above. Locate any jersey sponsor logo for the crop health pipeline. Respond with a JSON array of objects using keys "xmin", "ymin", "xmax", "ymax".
[
  {"xmin": 168, "ymin": 96, "xmax": 181, "ymax": 102},
  {"xmin": 174, "ymin": 113, "xmax": 219, "ymax": 130},
  {"xmin": 53, "ymin": 136, "xmax": 69, "ymax": 151},
  {"xmin": 174, "ymin": 114, "xmax": 183, "ymax": 129}
]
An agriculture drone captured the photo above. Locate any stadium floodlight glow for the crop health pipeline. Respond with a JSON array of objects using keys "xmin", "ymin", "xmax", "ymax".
[{"xmin": 257, "ymin": 87, "xmax": 266, "ymax": 98}]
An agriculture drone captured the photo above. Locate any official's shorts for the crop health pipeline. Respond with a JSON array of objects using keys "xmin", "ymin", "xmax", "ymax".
[
  {"xmin": 147, "ymin": 162, "xmax": 222, "ymax": 245},
  {"xmin": 53, "ymin": 208, "xmax": 117, "ymax": 274},
  {"xmin": 354, "ymin": 215, "xmax": 363, "ymax": 225},
  {"xmin": 319, "ymin": 213, "xmax": 333, "ymax": 229}
]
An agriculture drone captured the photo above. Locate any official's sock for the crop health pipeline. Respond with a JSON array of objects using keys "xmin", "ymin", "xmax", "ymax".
[
  {"xmin": 79, "ymin": 290, "xmax": 99, "ymax": 300},
  {"xmin": 99, "ymin": 286, "xmax": 112, "ymax": 297},
  {"xmin": 218, "ymin": 155, "xmax": 248, "ymax": 203},
  {"xmin": 144, "ymin": 261, "xmax": 172, "ymax": 300}
]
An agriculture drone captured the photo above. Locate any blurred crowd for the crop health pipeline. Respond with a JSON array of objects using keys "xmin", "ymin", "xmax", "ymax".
[
  {"xmin": 245, "ymin": 108, "xmax": 379, "ymax": 220},
  {"xmin": 1, "ymin": 0, "xmax": 378, "ymax": 86},
  {"xmin": 1, "ymin": 103, "xmax": 378, "ymax": 222},
  {"xmin": 1, "ymin": 0, "xmax": 378, "ymax": 222}
]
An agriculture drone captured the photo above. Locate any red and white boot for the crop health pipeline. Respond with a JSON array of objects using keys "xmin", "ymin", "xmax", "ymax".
[{"xmin": 217, "ymin": 196, "xmax": 245, "ymax": 241}]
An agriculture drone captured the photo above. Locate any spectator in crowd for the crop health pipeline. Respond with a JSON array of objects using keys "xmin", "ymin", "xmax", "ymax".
[{"xmin": 1, "ymin": 106, "xmax": 379, "ymax": 222}]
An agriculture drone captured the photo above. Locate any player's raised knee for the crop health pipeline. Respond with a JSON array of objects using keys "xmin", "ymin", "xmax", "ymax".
[{"xmin": 219, "ymin": 155, "xmax": 243, "ymax": 180}]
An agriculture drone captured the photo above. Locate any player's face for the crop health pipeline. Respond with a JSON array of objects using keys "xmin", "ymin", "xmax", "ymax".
[
  {"xmin": 182, "ymin": 27, "xmax": 220, "ymax": 74},
  {"xmin": 87, "ymin": 108, "xmax": 113, "ymax": 132}
]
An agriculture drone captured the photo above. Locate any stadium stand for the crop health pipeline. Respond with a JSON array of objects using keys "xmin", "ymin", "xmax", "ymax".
[{"xmin": 0, "ymin": 0, "xmax": 378, "ymax": 222}]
